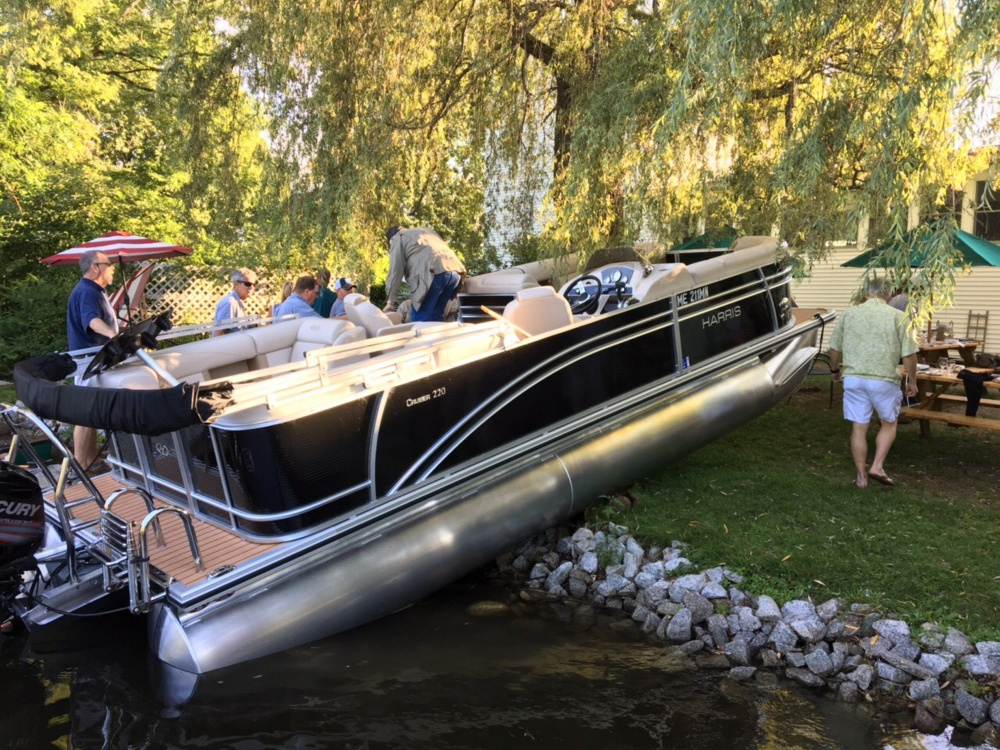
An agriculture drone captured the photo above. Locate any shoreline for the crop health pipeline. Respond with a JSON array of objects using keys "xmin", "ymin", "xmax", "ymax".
[{"xmin": 492, "ymin": 519, "xmax": 1000, "ymax": 745}]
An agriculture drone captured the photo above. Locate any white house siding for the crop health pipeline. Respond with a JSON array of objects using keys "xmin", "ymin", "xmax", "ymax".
[{"xmin": 792, "ymin": 247, "xmax": 1000, "ymax": 356}]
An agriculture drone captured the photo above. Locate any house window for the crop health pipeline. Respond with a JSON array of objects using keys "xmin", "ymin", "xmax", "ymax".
[
  {"xmin": 940, "ymin": 187, "xmax": 963, "ymax": 226},
  {"xmin": 974, "ymin": 181, "xmax": 1000, "ymax": 240}
]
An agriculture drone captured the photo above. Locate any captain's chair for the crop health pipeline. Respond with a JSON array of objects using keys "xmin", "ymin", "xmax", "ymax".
[
  {"xmin": 502, "ymin": 286, "xmax": 574, "ymax": 339},
  {"xmin": 344, "ymin": 293, "xmax": 410, "ymax": 337}
]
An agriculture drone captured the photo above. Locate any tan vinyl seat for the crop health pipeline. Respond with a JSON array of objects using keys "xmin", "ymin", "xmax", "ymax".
[
  {"xmin": 290, "ymin": 319, "xmax": 366, "ymax": 361},
  {"xmin": 463, "ymin": 269, "xmax": 540, "ymax": 295},
  {"xmin": 344, "ymin": 293, "xmax": 410, "ymax": 337},
  {"xmin": 502, "ymin": 286, "xmax": 574, "ymax": 339}
]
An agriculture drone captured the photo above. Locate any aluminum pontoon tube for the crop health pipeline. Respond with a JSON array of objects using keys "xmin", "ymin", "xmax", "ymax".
[{"xmin": 151, "ymin": 338, "xmax": 817, "ymax": 674}]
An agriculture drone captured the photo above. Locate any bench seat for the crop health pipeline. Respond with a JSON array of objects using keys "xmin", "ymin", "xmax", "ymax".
[
  {"xmin": 94, "ymin": 318, "xmax": 365, "ymax": 389},
  {"xmin": 932, "ymin": 394, "xmax": 1000, "ymax": 409},
  {"xmin": 899, "ymin": 407, "xmax": 1000, "ymax": 431}
]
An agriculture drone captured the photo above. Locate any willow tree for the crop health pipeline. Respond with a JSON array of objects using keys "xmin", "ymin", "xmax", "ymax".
[
  {"xmin": 194, "ymin": 0, "xmax": 992, "ymax": 302},
  {"xmin": 4, "ymin": 0, "xmax": 995, "ymax": 307}
]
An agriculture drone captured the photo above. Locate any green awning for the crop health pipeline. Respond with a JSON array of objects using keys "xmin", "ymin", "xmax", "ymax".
[
  {"xmin": 670, "ymin": 226, "xmax": 738, "ymax": 252},
  {"xmin": 841, "ymin": 228, "xmax": 1000, "ymax": 268}
]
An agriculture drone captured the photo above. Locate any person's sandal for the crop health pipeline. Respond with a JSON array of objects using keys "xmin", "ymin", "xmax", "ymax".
[{"xmin": 83, "ymin": 457, "xmax": 112, "ymax": 477}]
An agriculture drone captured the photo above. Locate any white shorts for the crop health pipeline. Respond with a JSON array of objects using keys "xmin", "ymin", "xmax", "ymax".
[{"xmin": 843, "ymin": 377, "xmax": 902, "ymax": 424}]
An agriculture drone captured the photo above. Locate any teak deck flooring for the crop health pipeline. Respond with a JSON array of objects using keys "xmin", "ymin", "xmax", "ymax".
[{"xmin": 46, "ymin": 473, "xmax": 277, "ymax": 587}]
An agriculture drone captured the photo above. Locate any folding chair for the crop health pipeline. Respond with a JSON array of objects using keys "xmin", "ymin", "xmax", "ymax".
[{"xmin": 966, "ymin": 311, "xmax": 988, "ymax": 342}]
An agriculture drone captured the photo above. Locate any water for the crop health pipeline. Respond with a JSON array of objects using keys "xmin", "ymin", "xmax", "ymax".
[{"xmin": 0, "ymin": 576, "xmax": 957, "ymax": 749}]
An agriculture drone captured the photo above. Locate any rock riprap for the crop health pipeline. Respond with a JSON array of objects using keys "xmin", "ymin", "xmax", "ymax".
[{"xmin": 494, "ymin": 522, "xmax": 1000, "ymax": 743}]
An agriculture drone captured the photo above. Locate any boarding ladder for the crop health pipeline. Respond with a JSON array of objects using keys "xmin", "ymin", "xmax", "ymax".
[{"xmin": 1, "ymin": 404, "xmax": 203, "ymax": 614}]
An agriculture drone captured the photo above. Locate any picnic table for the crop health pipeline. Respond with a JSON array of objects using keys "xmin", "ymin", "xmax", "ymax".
[
  {"xmin": 916, "ymin": 339, "xmax": 983, "ymax": 366},
  {"xmin": 900, "ymin": 366, "xmax": 1000, "ymax": 436}
]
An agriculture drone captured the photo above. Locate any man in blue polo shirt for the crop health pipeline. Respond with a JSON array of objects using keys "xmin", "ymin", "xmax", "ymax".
[
  {"xmin": 274, "ymin": 275, "xmax": 322, "ymax": 318},
  {"xmin": 213, "ymin": 267, "xmax": 258, "ymax": 336},
  {"xmin": 66, "ymin": 249, "xmax": 119, "ymax": 471}
]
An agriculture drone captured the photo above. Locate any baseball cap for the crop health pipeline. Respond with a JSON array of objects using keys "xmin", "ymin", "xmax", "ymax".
[{"xmin": 334, "ymin": 277, "xmax": 356, "ymax": 292}]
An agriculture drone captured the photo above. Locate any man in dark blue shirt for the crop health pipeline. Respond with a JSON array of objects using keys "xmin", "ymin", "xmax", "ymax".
[{"xmin": 66, "ymin": 250, "xmax": 119, "ymax": 471}]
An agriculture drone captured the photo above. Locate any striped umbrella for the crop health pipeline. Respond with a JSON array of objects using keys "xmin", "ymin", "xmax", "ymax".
[
  {"xmin": 42, "ymin": 231, "xmax": 193, "ymax": 325},
  {"xmin": 40, "ymin": 231, "xmax": 193, "ymax": 266}
]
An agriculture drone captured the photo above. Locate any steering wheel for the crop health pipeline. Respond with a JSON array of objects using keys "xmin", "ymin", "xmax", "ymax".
[
  {"xmin": 81, "ymin": 311, "xmax": 174, "ymax": 380},
  {"xmin": 562, "ymin": 274, "xmax": 605, "ymax": 315}
]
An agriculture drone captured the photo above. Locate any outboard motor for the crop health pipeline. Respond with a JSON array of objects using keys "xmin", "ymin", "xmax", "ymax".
[{"xmin": 0, "ymin": 461, "xmax": 44, "ymax": 633}]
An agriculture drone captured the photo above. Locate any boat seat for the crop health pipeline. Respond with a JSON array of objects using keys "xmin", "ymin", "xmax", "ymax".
[
  {"xmin": 502, "ymin": 286, "xmax": 574, "ymax": 339},
  {"xmin": 636, "ymin": 264, "xmax": 697, "ymax": 303},
  {"xmin": 683, "ymin": 238, "xmax": 779, "ymax": 288},
  {"xmin": 93, "ymin": 332, "xmax": 258, "ymax": 389},
  {"xmin": 243, "ymin": 318, "xmax": 367, "ymax": 368},
  {"xmin": 94, "ymin": 319, "xmax": 369, "ymax": 389},
  {"xmin": 344, "ymin": 293, "xmax": 413, "ymax": 338},
  {"xmin": 290, "ymin": 318, "xmax": 366, "ymax": 362},
  {"xmin": 152, "ymin": 332, "xmax": 257, "ymax": 383},
  {"xmin": 463, "ymin": 269, "xmax": 540, "ymax": 294},
  {"xmin": 686, "ymin": 257, "xmax": 728, "ymax": 287},
  {"xmin": 243, "ymin": 320, "xmax": 303, "ymax": 369}
]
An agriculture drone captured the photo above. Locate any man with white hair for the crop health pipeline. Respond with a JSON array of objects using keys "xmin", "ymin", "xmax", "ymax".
[
  {"xmin": 828, "ymin": 277, "xmax": 919, "ymax": 488},
  {"xmin": 213, "ymin": 267, "xmax": 257, "ymax": 336}
]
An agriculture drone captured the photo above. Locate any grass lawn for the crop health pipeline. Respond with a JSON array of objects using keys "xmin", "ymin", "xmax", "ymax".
[
  {"xmin": 608, "ymin": 375, "xmax": 1000, "ymax": 641},
  {"xmin": 0, "ymin": 383, "xmax": 16, "ymax": 404}
]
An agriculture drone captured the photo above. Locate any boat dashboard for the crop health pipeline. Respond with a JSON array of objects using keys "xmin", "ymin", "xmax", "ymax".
[
  {"xmin": 558, "ymin": 262, "xmax": 698, "ymax": 316},
  {"xmin": 560, "ymin": 265, "xmax": 639, "ymax": 315}
]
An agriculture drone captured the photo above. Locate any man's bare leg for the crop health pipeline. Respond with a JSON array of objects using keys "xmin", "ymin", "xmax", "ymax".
[
  {"xmin": 850, "ymin": 421, "xmax": 869, "ymax": 488},
  {"xmin": 73, "ymin": 425, "xmax": 98, "ymax": 468},
  {"xmin": 868, "ymin": 419, "xmax": 898, "ymax": 483}
]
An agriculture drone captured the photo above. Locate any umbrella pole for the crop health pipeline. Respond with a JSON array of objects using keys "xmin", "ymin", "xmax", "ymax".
[{"xmin": 118, "ymin": 260, "xmax": 133, "ymax": 326}]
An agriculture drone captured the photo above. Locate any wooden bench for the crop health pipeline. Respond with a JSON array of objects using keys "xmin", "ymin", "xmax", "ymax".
[
  {"xmin": 900, "ymin": 407, "xmax": 1000, "ymax": 431},
  {"xmin": 932, "ymin": 394, "xmax": 1000, "ymax": 409},
  {"xmin": 902, "ymin": 367, "xmax": 1000, "ymax": 436}
]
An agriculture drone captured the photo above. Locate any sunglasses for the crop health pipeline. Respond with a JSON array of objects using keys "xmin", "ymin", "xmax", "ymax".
[{"xmin": 236, "ymin": 280, "xmax": 255, "ymax": 288}]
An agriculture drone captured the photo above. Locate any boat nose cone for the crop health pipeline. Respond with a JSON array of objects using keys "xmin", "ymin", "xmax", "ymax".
[{"xmin": 150, "ymin": 605, "xmax": 201, "ymax": 674}]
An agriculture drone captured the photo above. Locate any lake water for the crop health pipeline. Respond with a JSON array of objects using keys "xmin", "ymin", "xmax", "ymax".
[{"xmin": 0, "ymin": 574, "xmax": 962, "ymax": 749}]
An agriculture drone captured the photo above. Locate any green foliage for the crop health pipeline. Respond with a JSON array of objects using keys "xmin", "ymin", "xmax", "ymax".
[
  {"xmin": 0, "ymin": 383, "xmax": 16, "ymax": 405},
  {"xmin": 594, "ymin": 538, "xmax": 624, "ymax": 570},
  {"xmin": 0, "ymin": 0, "xmax": 269, "ymax": 291},
  {"xmin": 2, "ymin": 0, "xmax": 999, "ymax": 324},
  {"xmin": 0, "ymin": 272, "xmax": 74, "ymax": 377},
  {"xmin": 619, "ymin": 378, "xmax": 1000, "ymax": 641}
]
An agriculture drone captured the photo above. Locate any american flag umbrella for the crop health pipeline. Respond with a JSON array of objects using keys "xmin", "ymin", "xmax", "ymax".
[{"xmin": 40, "ymin": 231, "xmax": 193, "ymax": 266}]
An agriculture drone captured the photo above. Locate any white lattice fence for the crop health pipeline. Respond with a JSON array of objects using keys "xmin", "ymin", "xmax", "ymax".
[{"xmin": 144, "ymin": 266, "xmax": 292, "ymax": 325}]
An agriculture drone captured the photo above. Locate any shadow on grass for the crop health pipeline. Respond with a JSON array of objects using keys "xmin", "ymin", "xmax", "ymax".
[{"xmin": 614, "ymin": 376, "xmax": 1000, "ymax": 641}]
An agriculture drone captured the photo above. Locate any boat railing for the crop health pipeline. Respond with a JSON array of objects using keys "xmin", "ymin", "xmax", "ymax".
[
  {"xmin": 216, "ymin": 321, "xmax": 507, "ymax": 416},
  {"xmin": 88, "ymin": 500, "xmax": 203, "ymax": 614},
  {"xmin": 180, "ymin": 479, "xmax": 374, "ymax": 524},
  {"xmin": 134, "ymin": 508, "xmax": 202, "ymax": 612},
  {"xmin": 102, "ymin": 256, "xmax": 803, "ymax": 544},
  {"xmin": 0, "ymin": 404, "xmax": 112, "ymax": 582},
  {"xmin": 92, "ymin": 321, "xmax": 511, "ymax": 543}
]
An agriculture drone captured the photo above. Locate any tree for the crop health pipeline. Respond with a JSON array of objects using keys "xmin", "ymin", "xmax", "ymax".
[
  {"xmin": 200, "ymin": 1, "xmax": 993, "ymax": 288},
  {"xmin": 0, "ymin": 1, "xmax": 270, "ymax": 375},
  {"xmin": 3, "ymin": 0, "xmax": 996, "ymax": 338},
  {"xmin": 0, "ymin": 0, "xmax": 268, "ymax": 276}
]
